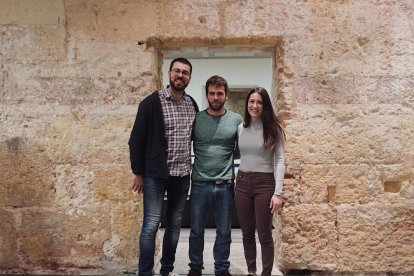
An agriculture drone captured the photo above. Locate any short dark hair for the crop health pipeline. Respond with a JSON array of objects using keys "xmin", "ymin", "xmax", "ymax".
[
  {"xmin": 169, "ymin": 57, "xmax": 192, "ymax": 74},
  {"xmin": 205, "ymin": 75, "xmax": 228, "ymax": 96}
]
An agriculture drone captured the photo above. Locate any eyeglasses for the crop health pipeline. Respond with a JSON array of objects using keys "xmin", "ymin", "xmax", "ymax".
[{"xmin": 171, "ymin": 68, "xmax": 191, "ymax": 78}]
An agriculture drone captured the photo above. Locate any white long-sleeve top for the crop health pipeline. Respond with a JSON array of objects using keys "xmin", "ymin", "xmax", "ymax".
[{"xmin": 237, "ymin": 121, "xmax": 285, "ymax": 195}]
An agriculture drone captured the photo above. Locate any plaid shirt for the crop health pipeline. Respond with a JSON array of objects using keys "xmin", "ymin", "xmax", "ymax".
[{"xmin": 159, "ymin": 89, "xmax": 197, "ymax": 177}]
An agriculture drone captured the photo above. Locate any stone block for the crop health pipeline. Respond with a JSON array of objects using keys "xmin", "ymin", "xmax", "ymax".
[
  {"xmin": 108, "ymin": 202, "xmax": 142, "ymax": 263},
  {"xmin": 20, "ymin": 206, "xmax": 111, "ymax": 270},
  {"xmin": 279, "ymin": 2, "xmax": 414, "ymax": 78},
  {"xmin": 62, "ymin": 42, "xmax": 154, "ymax": 79},
  {"xmin": 295, "ymin": 76, "xmax": 414, "ymax": 105},
  {"xmin": 0, "ymin": 0, "xmax": 64, "ymax": 25},
  {"xmin": 43, "ymin": 113, "xmax": 131, "ymax": 165},
  {"xmin": 222, "ymin": 0, "xmax": 287, "ymax": 37},
  {"xmin": 92, "ymin": 165, "xmax": 137, "ymax": 202},
  {"xmin": 0, "ymin": 25, "xmax": 66, "ymax": 62},
  {"xmin": 0, "ymin": 208, "xmax": 18, "ymax": 269},
  {"xmin": 301, "ymin": 164, "xmax": 374, "ymax": 205},
  {"xmin": 53, "ymin": 164, "xmax": 94, "ymax": 206},
  {"xmin": 285, "ymin": 36, "xmax": 414, "ymax": 80},
  {"xmin": 158, "ymin": 2, "xmax": 221, "ymax": 39},
  {"xmin": 1, "ymin": 105, "xmax": 136, "ymax": 165},
  {"xmin": 279, "ymin": 204, "xmax": 338, "ymax": 271},
  {"xmin": 0, "ymin": 138, "xmax": 54, "ymax": 207},
  {"xmin": 64, "ymin": 0, "xmax": 157, "ymax": 42},
  {"xmin": 285, "ymin": 104, "xmax": 414, "ymax": 166},
  {"xmin": 336, "ymin": 204, "xmax": 414, "ymax": 272},
  {"xmin": 281, "ymin": 177, "xmax": 301, "ymax": 206},
  {"xmin": 1, "ymin": 58, "xmax": 155, "ymax": 105}
]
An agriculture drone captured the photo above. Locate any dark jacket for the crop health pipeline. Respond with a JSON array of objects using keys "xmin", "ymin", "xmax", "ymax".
[{"xmin": 128, "ymin": 90, "xmax": 199, "ymax": 179}]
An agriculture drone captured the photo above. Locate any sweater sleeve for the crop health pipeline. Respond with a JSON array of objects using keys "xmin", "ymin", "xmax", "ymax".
[
  {"xmin": 128, "ymin": 98, "xmax": 150, "ymax": 175},
  {"xmin": 273, "ymin": 142, "xmax": 285, "ymax": 195}
]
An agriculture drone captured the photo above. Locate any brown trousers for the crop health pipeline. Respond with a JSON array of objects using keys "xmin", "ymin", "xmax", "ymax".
[{"xmin": 235, "ymin": 170, "xmax": 275, "ymax": 276}]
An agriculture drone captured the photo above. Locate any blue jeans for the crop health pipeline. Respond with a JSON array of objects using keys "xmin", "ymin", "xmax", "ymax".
[
  {"xmin": 138, "ymin": 175, "xmax": 190, "ymax": 276},
  {"xmin": 188, "ymin": 180, "xmax": 234, "ymax": 275}
]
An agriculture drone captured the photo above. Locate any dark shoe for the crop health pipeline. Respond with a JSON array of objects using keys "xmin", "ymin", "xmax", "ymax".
[
  {"xmin": 187, "ymin": 267, "xmax": 201, "ymax": 276},
  {"xmin": 217, "ymin": 269, "xmax": 232, "ymax": 276}
]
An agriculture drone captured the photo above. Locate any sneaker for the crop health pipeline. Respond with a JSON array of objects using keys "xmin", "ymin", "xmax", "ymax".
[
  {"xmin": 217, "ymin": 269, "xmax": 232, "ymax": 276},
  {"xmin": 187, "ymin": 267, "xmax": 201, "ymax": 276},
  {"xmin": 247, "ymin": 273, "xmax": 256, "ymax": 276}
]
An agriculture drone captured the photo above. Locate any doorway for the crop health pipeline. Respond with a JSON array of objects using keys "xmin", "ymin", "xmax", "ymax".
[{"xmin": 161, "ymin": 50, "xmax": 273, "ymax": 228}]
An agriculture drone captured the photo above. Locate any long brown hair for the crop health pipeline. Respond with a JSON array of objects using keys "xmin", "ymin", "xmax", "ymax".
[{"xmin": 243, "ymin": 87, "xmax": 285, "ymax": 148}]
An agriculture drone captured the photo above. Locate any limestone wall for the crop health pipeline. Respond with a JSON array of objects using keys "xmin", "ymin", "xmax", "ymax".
[{"xmin": 0, "ymin": 0, "xmax": 413, "ymax": 274}]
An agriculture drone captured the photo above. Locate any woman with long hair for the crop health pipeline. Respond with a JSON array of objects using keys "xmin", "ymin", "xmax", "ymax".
[{"xmin": 235, "ymin": 87, "xmax": 285, "ymax": 276}]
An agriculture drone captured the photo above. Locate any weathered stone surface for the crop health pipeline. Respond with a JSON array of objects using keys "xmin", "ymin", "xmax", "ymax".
[
  {"xmin": 92, "ymin": 165, "xmax": 136, "ymax": 202},
  {"xmin": 296, "ymin": 76, "xmax": 414, "ymax": 105},
  {"xmin": 301, "ymin": 164, "xmax": 373, "ymax": 204},
  {"xmin": 64, "ymin": 0, "xmax": 158, "ymax": 42},
  {"xmin": 281, "ymin": 161, "xmax": 302, "ymax": 206},
  {"xmin": 0, "ymin": 104, "xmax": 138, "ymax": 165},
  {"xmin": 109, "ymin": 202, "xmax": 142, "ymax": 264},
  {"xmin": 158, "ymin": 2, "xmax": 222, "ymax": 39},
  {"xmin": 0, "ymin": 49, "xmax": 156, "ymax": 105},
  {"xmin": 280, "ymin": 203, "xmax": 414, "ymax": 273},
  {"xmin": 301, "ymin": 164, "xmax": 414, "ymax": 205},
  {"xmin": 274, "ymin": 1, "xmax": 414, "ymax": 77},
  {"xmin": 0, "ymin": 138, "xmax": 54, "ymax": 207},
  {"xmin": 336, "ymin": 204, "xmax": 414, "ymax": 272},
  {"xmin": 376, "ymin": 164, "xmax": 414, "ymax": 200},
  {"xmin": 0, "ymin": 25, "xmax": 66, "ymax": 62},
  {"xmin": 285, "ymin": 104, "xmax": 414, "ymax": 165},
  {"xmin": 53, "ymin": 164, "xmax": 94, "ymax": 206},
  {"xmin": 43, "ymin": 113, "xmax": 131, "ymax": 165},
  {"xmin": 1, "ymin": 0, "xmax": 414, "ymax": 274},
  {"xmin": 222, "ymin": 1, "xmax": 288, "ymax": 37},
  {"xmin": 19, "ymin": 206, "xmax": 112, "ymax": 272},
  {"xmin": 279, "ymin": 205, "xmax": 338, "ymax": 271},
  {"xmin": 2, "ymin": 74, "xmax": 150, "ymax": 105},
  {"xmin": 0, "ymin": 208, "xmax": 18, "ymax": 269},
  {"xmin": 0, "ymin": 0, "xmax": 64, "ymax": 25}
]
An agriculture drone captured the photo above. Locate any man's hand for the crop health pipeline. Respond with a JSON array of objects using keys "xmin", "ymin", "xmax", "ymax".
[
  {"xmin": 269, "ymin": 194, "xmax": 284, "ymax": 214},
  {"xmin": 132, "ymin": 174, "xmax": 144, "ymax": 193}
]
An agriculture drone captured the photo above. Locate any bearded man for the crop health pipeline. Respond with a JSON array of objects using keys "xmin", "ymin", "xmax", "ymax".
[
  {"xmin": 129, "ymin": 57, "xmax": 199, "ymax": 276},
  {"xmin": 187, "ymin": 75, "xmax": 243, "ymax": 276}
]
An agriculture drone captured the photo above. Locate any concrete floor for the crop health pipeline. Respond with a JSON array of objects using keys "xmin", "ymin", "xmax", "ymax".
[{"xmin": 154, "ymin": 228, "xmax": 283, "ymax": 276}]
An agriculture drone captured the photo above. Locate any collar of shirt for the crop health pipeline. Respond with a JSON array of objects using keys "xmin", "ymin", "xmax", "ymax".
[{"xmin": 160, "ymin": 86, "xmax": 188, "ymax": 102}]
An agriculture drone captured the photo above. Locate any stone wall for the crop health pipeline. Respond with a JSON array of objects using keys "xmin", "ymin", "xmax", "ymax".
[{"xmin": 0, "ymin": 0, "xmax": 413, "ymax": 274}]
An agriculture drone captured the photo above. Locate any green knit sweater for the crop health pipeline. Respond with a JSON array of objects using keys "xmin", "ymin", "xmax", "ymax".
[{"xmin": 191, "ymin": 109, "xmax": 243, "ymax": 181}]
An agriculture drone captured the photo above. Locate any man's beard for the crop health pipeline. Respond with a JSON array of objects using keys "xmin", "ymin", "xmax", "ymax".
[
  {"xmin": 169, "ymin": 77, "xmax": 189, "ymax": 92},
  {"xmin": 208, "ymin": 101, "xmax": 225, "ymax": 111}
]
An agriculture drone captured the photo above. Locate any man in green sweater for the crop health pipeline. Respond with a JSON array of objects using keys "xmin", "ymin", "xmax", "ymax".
[{"xmin": 187, "ymin": 75, "xmax": 243, "ymax": 276}]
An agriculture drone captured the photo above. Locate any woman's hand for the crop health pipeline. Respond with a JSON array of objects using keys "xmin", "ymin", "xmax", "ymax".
[{"xmin": 269, "ymin": 194, "xmax": 284, "ymax": 214}]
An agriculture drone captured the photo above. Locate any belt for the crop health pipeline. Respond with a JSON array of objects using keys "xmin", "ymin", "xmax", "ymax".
[{"xmin": 215, "ymin": 179, "xmax": 233, "ymax": 184}]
